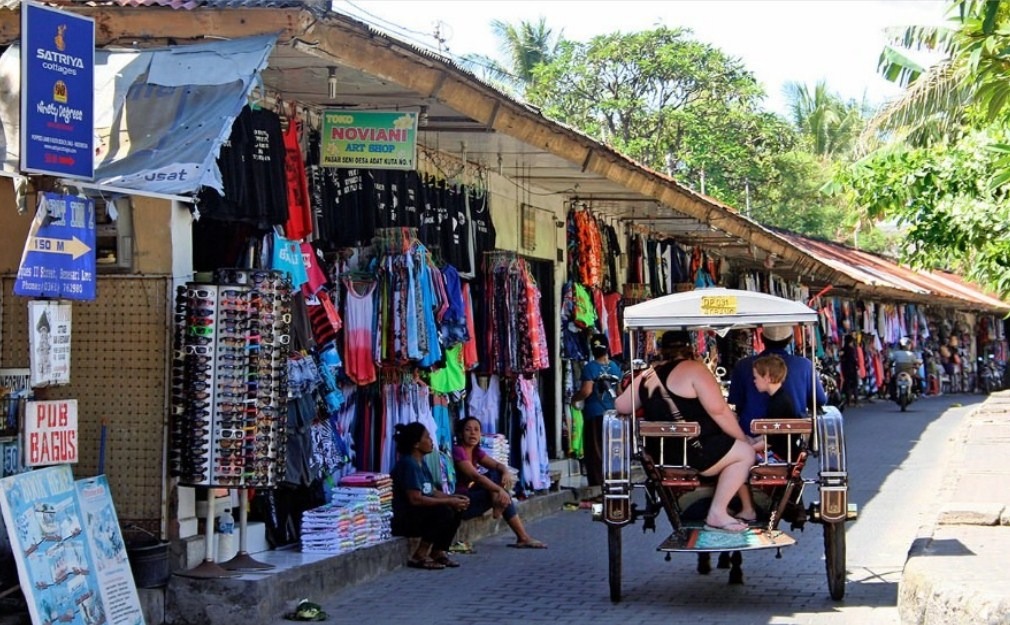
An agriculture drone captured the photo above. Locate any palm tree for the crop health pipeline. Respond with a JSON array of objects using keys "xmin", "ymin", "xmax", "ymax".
[
  {"xmin": 862, "ymin": 1, "xmax": 1008, "ymax": 148},
  {"xmin": 459, "ymin": 17, "xmax": 561, "ymax": 96},
  {"xmin": 783, "ymin": 80, "xmax": 866, "ymax": 159}
]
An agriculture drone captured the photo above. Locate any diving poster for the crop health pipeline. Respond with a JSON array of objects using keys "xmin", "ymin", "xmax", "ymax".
[{"xmin": 0, "ymin": 465, "xmax": 144, "ymax": 625}]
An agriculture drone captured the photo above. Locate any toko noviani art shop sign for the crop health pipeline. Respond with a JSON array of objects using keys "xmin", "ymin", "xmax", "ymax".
[{"xmin": 321, "ymin": 110, "xmax": 417, "ymax": 170}]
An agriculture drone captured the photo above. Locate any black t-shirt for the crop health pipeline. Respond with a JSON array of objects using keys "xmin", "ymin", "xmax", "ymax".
[
  {"xmin": 468, "ymin": 189, "xmax": 495, "ymax": 277},
  {"xmin": 246, "ymin": 108, "xmax": 289, "ymax": 227}
]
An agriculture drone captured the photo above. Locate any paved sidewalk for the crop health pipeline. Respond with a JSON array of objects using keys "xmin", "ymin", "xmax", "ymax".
[{"xmin": 899, "ymin": 391, "xmax": 1010, "ymax": 625}]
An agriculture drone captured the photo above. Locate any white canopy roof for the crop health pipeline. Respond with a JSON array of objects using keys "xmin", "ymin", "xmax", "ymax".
[{"xmin": 623, "ymin": 287, "xmax": 818, "ymax": 331}]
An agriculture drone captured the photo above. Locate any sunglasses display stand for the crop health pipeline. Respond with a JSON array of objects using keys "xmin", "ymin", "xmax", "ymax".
[{"xmin": 170, "ymin": 273, "xmax": 292, "ymax": 575}]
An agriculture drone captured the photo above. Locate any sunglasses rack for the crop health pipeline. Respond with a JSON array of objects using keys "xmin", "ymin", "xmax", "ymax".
[{"xmin": 170, "ymin": 272, "xmax": 293, "ymax": 490}]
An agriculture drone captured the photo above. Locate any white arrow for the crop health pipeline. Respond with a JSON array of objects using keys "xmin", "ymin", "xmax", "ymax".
[{"xmin": 29, "ymin": 236, "xmax": 92, "ymax": 260}]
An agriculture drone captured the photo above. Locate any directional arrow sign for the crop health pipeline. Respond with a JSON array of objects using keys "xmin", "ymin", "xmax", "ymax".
[
  {"xmin": 29, "ymin": 236, "xmax": 93, "ymax": 260},
  {"xmin": 14, "ymin": 193, "xmax": 96, "ymax": 301}
]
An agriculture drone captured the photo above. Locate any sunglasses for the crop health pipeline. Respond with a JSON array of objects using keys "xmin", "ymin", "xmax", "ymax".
[
  {"xmin": 185, "ymin": 345, "xmax": 212, "ymax": 355},
  {"xmin": 187, "ymin": 288, "xmax": 215, "ymax": 298},
  {"xmin": 263, "ymin": 335, "xmax": 291, "ymax": 346},
  {"xmin": 215, "ymin": 465, "xmax": 245, "ymax": 476}
]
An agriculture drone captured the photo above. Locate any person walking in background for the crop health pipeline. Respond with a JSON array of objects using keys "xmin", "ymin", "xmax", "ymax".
[
  {"xmin": 571, "ymin": 333, "xmax": 622, "ymax": 493},
  {"xmin": 390, "ymin": 422, "xmax": 470, "ymax": 570},
  {"xmin": 840, "ymin": 334, "xmax": 861, "ymax": 406}
]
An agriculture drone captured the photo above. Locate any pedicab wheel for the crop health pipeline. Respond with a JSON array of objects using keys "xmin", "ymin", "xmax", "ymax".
[
  {"xmin": 608, "ymin": 524, "xmax": 622, "ymax": 602},
  {"xmin": 823, "ymin": 521, "xmax": 846, "ymax": 600}
]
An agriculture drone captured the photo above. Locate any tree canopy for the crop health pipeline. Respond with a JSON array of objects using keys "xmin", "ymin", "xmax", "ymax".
[{"xmin": 838, "ymin": 0, "xmax": 1010, "ymax": 298}]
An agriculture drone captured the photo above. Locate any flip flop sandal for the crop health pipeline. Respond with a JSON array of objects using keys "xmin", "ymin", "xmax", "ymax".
[
  {"xmin": 508, "ymin": 540, "xmax": 548, "ymax": 549},
  {"xmin": 406, "ymin": 558, "xmax": 445, "ymax": 570},
  {"xmin": 448, "ymin": 541, "xmax": 475, "ymax": 554},
  {"xmin": 432, "ymin": 554, "xmax": 461, "ymax": 568}
]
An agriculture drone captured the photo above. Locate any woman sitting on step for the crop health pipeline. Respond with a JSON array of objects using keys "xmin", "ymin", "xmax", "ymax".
[{"xmin": 452, "ymin": 417, "xmax": 547, "ymax": 549}]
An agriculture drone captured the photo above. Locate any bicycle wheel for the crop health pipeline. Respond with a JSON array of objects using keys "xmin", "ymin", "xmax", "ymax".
[
  {"xmin": 823, "ymin": 521, "xmax": 846, "ymax": 600},
  {"xmin": 608, "ymin": 524, "xmax": 622, "ymax": 602}
]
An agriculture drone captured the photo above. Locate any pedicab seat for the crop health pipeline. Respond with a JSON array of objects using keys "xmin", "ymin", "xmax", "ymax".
[{"xmin": 748, "ymin": 418, "xmax": 812, "ymax": 486}]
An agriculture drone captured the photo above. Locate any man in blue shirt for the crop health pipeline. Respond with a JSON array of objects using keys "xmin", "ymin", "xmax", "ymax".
[
  {"xmin": 572, "ymin": 334, "xmax": 622, "ymax": 490},
  {"xmin": 728, "ymin": 325, "xmax": 827, "ymax": 436}
]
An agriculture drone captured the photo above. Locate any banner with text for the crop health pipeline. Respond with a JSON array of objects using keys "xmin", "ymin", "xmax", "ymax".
[
  {"xmin": 20, "ymin": 1, "xmax": 95, "ymax": 179},
  {"xmin": 321, "ymin": 110, "xmax": 417, "ymax": 170}
]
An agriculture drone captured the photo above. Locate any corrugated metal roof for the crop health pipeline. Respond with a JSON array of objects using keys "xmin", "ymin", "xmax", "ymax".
[
  {"xmin": 777, "ymin": 230, "xmax": 1008, "ymax": 312},
  {"xmin": 0, "ymin": 0, "xmax": 309, "ymax": 9}
]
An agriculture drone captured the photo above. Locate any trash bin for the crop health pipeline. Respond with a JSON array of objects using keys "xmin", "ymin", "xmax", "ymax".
[{"xmin": 122, "ymin": 526, "xmax": 170, "ymax": 589}]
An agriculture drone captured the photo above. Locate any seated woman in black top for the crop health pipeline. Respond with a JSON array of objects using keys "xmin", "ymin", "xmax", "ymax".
[{"xmin": 616, "ymin": 331, "xmax": 757, "ymax": 533}]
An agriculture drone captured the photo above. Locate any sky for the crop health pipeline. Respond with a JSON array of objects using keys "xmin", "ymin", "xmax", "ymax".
[{"xmin": 334, "ymin": 0, "xmax": 950, "ymax": 116}]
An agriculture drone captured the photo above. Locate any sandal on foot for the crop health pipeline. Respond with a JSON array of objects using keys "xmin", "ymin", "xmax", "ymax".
[
  {"xmin": 508, "ymin": 539, "xmax": 548, "ymax": 549},
  {"xmin": 704, "ymin": 521, "xmax": 749, "ymax": 534},
  {"xmin": 432, "ymin": 554, "xmax": 461, "ymax": 568},
  {"xmin": 406, "ymin": 557, "xmax": 445, "ymax": 570},
  {"xmin": 448, "ymin": 541, "xmax": 474, "ymax": 554}
]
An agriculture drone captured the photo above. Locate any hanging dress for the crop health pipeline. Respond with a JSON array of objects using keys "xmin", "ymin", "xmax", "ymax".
[{"xmin": 343, "ymin": 278, "xmax": 378, "ymax": 385}]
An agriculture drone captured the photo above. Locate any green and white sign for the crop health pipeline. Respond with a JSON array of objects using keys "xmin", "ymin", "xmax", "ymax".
[{"xmin": 321, "ymin": 110, "xmax": 417, "ymax": 170}]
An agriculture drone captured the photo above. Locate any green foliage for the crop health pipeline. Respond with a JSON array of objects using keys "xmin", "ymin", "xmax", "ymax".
[
  {"xmin": 838, "ymin": 0, "xmax": 1010, "ymax": 299},
  {"xmin": 526, "ymin": 28, "xmax": 790, "ymax": 206}
]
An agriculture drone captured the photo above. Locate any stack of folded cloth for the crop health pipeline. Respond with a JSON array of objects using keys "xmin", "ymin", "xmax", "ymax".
[
  {"xmin": 300, "ymin": 473, "xmax": 394, "ymax": 553},
  {"xmin": 480, "ymin": 434, "xmax": 510, "ymax": 469},
  {"xmin": 339, "ymin": 472, "xmax": 393, "ymax": 540}
]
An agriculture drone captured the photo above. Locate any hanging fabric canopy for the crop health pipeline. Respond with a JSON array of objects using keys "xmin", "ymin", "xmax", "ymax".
[{"xmin": 0, "ymin": 33, "xmax": 277, "ymax": 197}]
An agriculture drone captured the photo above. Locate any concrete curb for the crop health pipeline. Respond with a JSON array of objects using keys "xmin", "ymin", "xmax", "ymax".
[{"xmin": 899, "ymin": 393, "xmax": 1010, "ymax": 625}]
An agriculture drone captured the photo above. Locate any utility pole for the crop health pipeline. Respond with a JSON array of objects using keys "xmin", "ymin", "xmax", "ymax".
[{"xmin": 745, "ymin": 179, "xmax": 751, "ymax": 217}]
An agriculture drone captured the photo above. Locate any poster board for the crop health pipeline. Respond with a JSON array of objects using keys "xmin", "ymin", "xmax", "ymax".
[
  {"xmin": 0, "ymin": 466, "xmax": 144, "ymax": 625},
  {"xmin": 29, "ymin": 300, "xmax": 72, "ymax": 388}
]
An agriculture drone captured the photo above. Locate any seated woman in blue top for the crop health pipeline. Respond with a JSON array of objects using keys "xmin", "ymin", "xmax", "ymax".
[
  {"xmin": 452, "ymin": 417, "xmax": 547, "ymax": 549},
  {"xmin": 390, "ymin": 421, "xmax": 470, "ymax": 570}
]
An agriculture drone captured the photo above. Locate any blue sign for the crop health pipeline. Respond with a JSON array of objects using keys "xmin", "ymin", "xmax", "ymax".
[
  {"xmin": 14, "ymin": 193, "xmax": 96, "ymax": 301},
  {"xmin": 20, "ymin": 2, "xmax": 95, "ymax": 179}
]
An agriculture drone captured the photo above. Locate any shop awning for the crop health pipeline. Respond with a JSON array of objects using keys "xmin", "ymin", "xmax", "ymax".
[{"xmin": 0, "ymin": 33, "xmax": 277, "ymax": 197}]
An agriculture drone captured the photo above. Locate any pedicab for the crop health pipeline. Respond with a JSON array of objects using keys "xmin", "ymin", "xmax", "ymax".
[{"xmin": 595, "ymin": 288, "xmax": 856, "ymax": 602}]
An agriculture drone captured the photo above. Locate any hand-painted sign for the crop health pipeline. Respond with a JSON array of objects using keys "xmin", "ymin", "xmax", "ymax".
[
  {"xmin": 25, "ymin": 400, "xmax": 78, "ymax": 466},
  {"xmin": 321, "ymin": 110, "xmax": 417, "ymax": 170},
  {"xmin": 0, "ymin": 466, "xmax": 145, "ymax": 625},
  {"xmin": 15, "ymin": 193, "xmax": 96, "ymax": 301},
  {"xmin": 20, "ymin": 1, "xmax": 95, "ymax": 179}
]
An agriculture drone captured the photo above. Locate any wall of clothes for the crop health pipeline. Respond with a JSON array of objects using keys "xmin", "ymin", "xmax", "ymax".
[{"xmin": 178, "ymin": 105, "xmax": 557, "ymax": 546}]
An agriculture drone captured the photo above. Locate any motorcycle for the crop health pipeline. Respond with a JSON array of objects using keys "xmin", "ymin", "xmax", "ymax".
[
  {"xmin": 818, "ymin": 357, "xmax": 845, "ymax": 411},
  {"xmin": 894, "ymin": 370, "xmax": 915, "ymax": 411},
  {"xmin": 978, "ymin": 355, "xmax": 1004, "ymax": 394}
]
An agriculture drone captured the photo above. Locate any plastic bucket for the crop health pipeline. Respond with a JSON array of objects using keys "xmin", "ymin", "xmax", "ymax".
[{"xmin": 123, "ymin": 530, "xmax": 170, "ymax": 589}]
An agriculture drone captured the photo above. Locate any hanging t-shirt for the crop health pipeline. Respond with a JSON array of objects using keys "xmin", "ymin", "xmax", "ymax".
[
  {"xmin": 300, "ymin": 242, "xmax": 328, "ymax": 295},
  {"xmin": 401, "ymin": 170, "xmax": 421, "ymax": 228},
  {"xmin": 198, "ymin": 106, "xmax": 250, "ymax": 221},
  {"xmin": 246, "ymin": 108, "xmax": 289, "ymax": 227},
  {"xmin": 282, "ymin": 118, "xmax": 313, "ymax": 241},
  {"xmin": 371, "ymin": 169, "xmax": 395, "ymax": 229},
  {"xmin": 470, "ymin": 189, "xmax": 495, "ymax": 258},
  {"xmin": 430, "ymin": 344, "xmax": 466, "ymax": 393},
  {"xmin": 272, "ymin": 232, "xmax": 308, "ymax": 288},
  {"xmin": 441, "ymin": 184, "xmax": 470, "ymax": 272}
]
